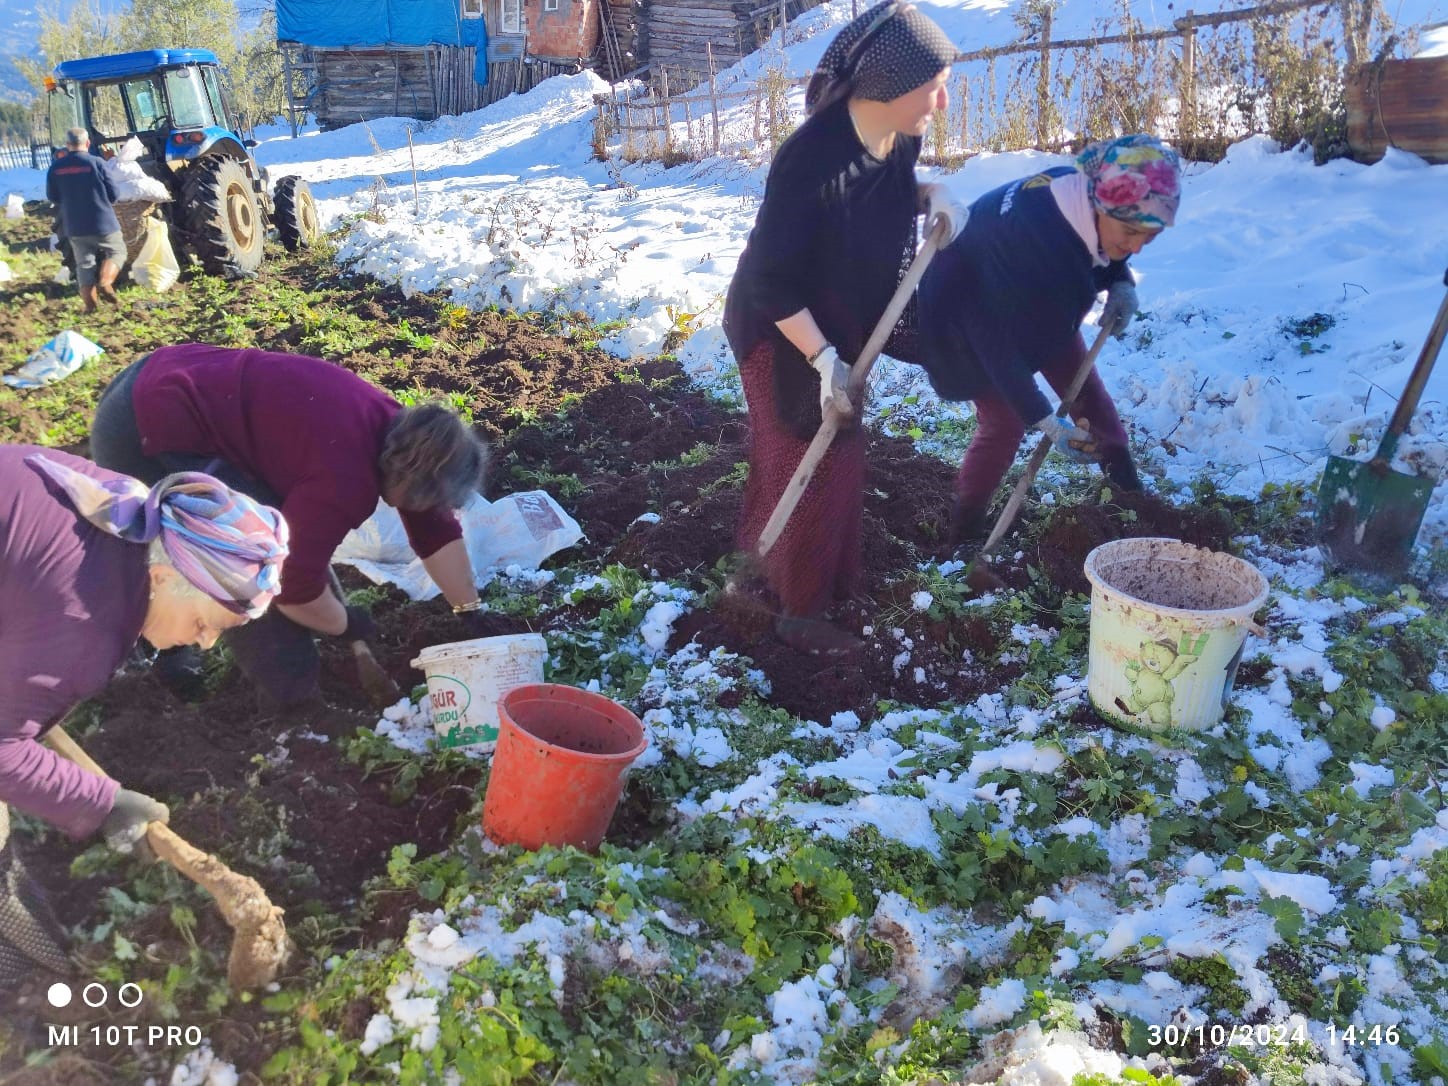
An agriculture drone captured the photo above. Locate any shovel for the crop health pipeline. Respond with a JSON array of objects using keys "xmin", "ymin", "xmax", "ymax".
[
  {"xmin": 756, "ymin": 216, "xmax": 952, "ymax": 557},
  {"xmin": 1317, "ymin": 267, "xmax": 1448, "ymax": 586},
  {"xmin": 44, "ymin": 727, "xmax": 292, "ymax": 990},
  {"xmin": 963, "ymin": 318, "xmax": 1119, "ymax": 578}
]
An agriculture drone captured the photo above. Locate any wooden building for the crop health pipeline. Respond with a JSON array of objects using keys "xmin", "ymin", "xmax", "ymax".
[
  {"xmin": 1346, "ymin": 55, "xmax": 1448, "ymax": 165},
  {"xmin": 277, "ymin": 0, "xmax": 621, "ymax": 129}
]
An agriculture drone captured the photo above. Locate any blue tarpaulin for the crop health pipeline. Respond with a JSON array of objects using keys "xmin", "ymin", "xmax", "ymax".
[{"xmin": 277, "ymin": 0, "xmax": 488, "ymax": 82}]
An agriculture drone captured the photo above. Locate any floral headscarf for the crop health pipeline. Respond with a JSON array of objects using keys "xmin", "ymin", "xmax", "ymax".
[
  {"xmin": 1076, "ymin": 134, "xmax": 1183, "ymax": 229},
  {"xmin": 27, "ymin": 455, "xmax": 289, "ymax": 618}
]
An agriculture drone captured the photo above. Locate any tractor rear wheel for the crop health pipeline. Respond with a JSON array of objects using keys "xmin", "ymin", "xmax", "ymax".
[
  {"xmin": 272, "ymin": 175, "xmax": 320, "ymax": 251},
  {"xmin": 183, "ymin": 156, "xmax": 264, "ymax": 279}
]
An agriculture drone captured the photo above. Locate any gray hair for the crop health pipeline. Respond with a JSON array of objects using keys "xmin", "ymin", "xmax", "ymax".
[
  {"xmin": 65, "ymin": 127, "xmax": 89, "ymax": 149},
  {"xmin": 146, "ymin": 539, "xmax": 208, "ymax": 600},
  {"xmin": 379, "ymin": 404, "xmax": 489, "ymax": 511}
]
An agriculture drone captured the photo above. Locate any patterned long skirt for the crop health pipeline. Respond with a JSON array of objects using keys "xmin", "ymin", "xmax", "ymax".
[{"xmin": 736, "ymin": 340, "xmax": 866, "ymax": 618}]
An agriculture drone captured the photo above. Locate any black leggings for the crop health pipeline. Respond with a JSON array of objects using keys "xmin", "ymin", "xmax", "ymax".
[{"xmin": 91, "ymin": 357, "xmax": 322, "ymax": 709}]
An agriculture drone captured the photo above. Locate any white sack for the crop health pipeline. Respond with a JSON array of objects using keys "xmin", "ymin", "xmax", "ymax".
[{"xmin": 334, "ymin": 490, "xmax": 584, "ymax": 600}]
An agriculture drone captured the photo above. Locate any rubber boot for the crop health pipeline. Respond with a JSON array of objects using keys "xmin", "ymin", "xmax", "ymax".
[
  {"xmin": 97, "ymin": 260, "xmax": 120, "ymax": 305},
  {"xmin": 946, "ymin": 497, "xmax": 989, "ymax": 551},
  {"xmin": 774, "ymin": 615, "xmax": 863, "ymax": 656},
  {"xmin": 1101, "ymin": 449, "xmax": 1142, "ymax": 493}
]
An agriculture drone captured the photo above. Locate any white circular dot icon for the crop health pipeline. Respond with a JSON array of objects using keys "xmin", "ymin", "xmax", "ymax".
[{"xmin": 46, "ymin": 982, "xmax": 73, "ymax": 1008}]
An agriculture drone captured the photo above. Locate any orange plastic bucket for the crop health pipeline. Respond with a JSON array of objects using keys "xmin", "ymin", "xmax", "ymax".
[{"xmin": 481, "ymin": 684, "xmax": 647, "ymax": 852}]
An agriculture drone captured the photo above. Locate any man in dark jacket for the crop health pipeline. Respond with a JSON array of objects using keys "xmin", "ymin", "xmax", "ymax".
[{"xmin": 46, "ymin": 127, "xmax": 125, "ymax": 312}]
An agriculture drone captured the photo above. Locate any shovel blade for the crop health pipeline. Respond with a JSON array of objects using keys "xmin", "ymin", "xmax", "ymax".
[{"xmin": 1316, "ymin": 454, "xmax": 1433, "ymax": 587}]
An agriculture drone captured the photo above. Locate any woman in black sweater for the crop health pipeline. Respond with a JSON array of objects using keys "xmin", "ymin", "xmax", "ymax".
[{"xmin": 725, "ymin": 1, "xmax": 959, "ymax": 655}]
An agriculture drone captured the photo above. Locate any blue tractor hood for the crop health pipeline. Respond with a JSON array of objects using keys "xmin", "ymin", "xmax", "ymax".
[{"xmin": 54, "ymin": 49, "xmax": 221, "ymax": 82}]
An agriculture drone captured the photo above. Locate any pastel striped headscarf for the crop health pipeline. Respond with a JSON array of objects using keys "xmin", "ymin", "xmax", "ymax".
[
  {"xmin": 26, "ymin": 455, "xmax": 289, "ymax": 618},
  {"xmin": 1076, "ymin": 134, "xmax": 1183, "ymax": 228}
]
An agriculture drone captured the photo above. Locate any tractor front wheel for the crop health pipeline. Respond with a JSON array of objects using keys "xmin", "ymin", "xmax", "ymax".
[
  {"xmin": 183, "ymin": 156, "xmax": 264, "ymax": 279},
  {"xmin": 272, "ymin": 175, "xmax": 320, "ymax": 252}
]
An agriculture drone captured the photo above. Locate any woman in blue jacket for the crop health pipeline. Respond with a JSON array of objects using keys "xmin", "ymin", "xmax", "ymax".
[{"xmin": 918, "ymin": 134, "xmax": 1183, "ymax": 544}]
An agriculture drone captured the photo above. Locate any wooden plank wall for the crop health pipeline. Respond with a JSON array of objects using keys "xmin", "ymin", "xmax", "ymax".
[
  {"xmin": 1346, "ymin": 56, "xmax": 1448, "ymax": 164},
  {"xmin": 316, "ymin": 48, "xmax": 438, "ymax": 126},
  {"xmin": 314, "ymin": 46, "xmax": 584, "ymax": 127},
  {"xmin": 639, "ymin": 0, "xmax": 752, "ymax": 71}
]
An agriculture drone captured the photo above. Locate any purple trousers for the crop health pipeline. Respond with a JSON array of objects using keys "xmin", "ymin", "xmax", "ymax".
[{"xmin": 955, "ymin": 331, "xmax": 1129, "ymax": 510}]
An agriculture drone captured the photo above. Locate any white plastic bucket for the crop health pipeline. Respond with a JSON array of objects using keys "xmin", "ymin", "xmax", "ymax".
[
  {"xmin": 1084, "ymin": 538, "xmax": 1268, "ymax": 732},
  {"xmin": 410, "ymin": 633, "xmax": 548, "ymax": 751}
]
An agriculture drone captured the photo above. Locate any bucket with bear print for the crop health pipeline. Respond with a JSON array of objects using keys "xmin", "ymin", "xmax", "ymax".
[{"xmin": 1084, "ymin": 538, "xmax": 1268, "ymax": 732}]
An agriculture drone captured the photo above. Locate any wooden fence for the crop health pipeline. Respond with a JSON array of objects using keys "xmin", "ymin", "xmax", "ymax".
[
  {"xmin": 595, "ymin": 0, "xmax": 1380, "ymax": 164},
  {"xmin": 0, "ymin": 142, "xmax": 53, "ymax": 171}
]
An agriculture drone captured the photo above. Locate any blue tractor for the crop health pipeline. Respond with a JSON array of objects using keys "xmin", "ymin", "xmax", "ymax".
[{"xmin": 46, "ymin": 48, "xmax": 319, "ymax": 278}]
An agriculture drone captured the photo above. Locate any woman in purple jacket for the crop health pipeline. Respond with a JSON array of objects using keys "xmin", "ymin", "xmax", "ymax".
[{"xmin": 0, "ymin": 446, "xmax": 287, "ymax": 982}]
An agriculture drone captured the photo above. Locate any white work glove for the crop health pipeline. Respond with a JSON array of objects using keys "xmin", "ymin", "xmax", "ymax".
[
  {"xmin": 101, "ymin": 788, "xmax": 170, "ymax": 861},
  {"xmin": 1034, "ymin": 413, "xmax": 1099, "ymax": 464},
  {"xmin": 921, "ymin": 182, "xmax": 968, "ymax": 243},
  {"xmin": 809, "ymin": 345, "xmax": 854, "ymax": 419},
  {"xmin": 1100, "ymin": 280, "xmax": 1139, "ymax": 339}
]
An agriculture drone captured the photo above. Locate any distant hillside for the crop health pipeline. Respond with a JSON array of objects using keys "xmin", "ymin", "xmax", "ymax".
[
  {"xmin": 0, "ymin": 2, "xmax": 44, "ymax": 103},
  {"xmin": 0, "ymin": 0, "xmax": 270, "ymax": 105}
]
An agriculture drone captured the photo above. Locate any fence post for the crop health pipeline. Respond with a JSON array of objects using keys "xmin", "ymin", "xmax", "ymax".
[
  {"xmin": 1036, "ymin": 4, "xmax": 1053, "ymax": 148},
  {"xmin": 1179, "ymin": 11, "xmax": 1197, "ymax": 146},
  {"xmin": 707, "ymin": 42, "xmax": 722, "ymax": 154},
  {"xmin": 1339, "ymin": 0, "xmax": 1362, "ymax": 67},
  {"xmin": 660, "ymin": 68, "xmax": 674, "ymax": 161},
  {"xmin": 957, "ymin": 73, "xmax": 969, "ymax": 155}
]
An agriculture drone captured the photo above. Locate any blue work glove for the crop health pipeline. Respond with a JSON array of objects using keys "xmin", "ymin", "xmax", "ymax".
[
  {"xmin": 1034, "ymin": 414, "xmax": 1099, "ymax": 464},
  {"xmin": 808, "ymin": 345, "xmax": 854, "ymax": 419},
  {"xmin": 1101, "ymin": 280, "xmax": 1139, "ymax": 339}
]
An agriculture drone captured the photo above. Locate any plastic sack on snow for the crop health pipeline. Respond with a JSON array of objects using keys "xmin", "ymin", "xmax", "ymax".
[
  {"xmin": 334, "ymin": 490, "xmax": 584, "ymax": 600},
  {"xmin": 131, "ymin": 216, "xmax": 180, "ymax": 292},
  {"xmin": 5, "ymin": 193, "xmax": 23, "ymax": 219},
  {"xmin": 2, "ymin": 331, "xmax": 104, "ymax": 389}
]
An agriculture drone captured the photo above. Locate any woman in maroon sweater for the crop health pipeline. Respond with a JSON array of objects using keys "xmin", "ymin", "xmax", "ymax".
[
  {"xmin": 1, "ymin": 446, "xmax": 286, "ymax": 981},
  {"xmin": 91, "ymin": 344, "xmax": 489, "ymax": 708},
  {"xmin": 724, "ymin": 1, "xmax": 961, "ymax": 655}
]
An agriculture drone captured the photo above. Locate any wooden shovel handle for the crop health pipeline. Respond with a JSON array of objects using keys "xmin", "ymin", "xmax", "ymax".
[
  {"xmin": 756, "ymin": 216, "xmax": 951, "ymax": 557},
  {"xmin": 975, "ymin": 319, "xmax": 1117, "ymax": 560},
  {"xmin": 1376, "ymin": 277, "xmax": 1448, "ymax": 463}
]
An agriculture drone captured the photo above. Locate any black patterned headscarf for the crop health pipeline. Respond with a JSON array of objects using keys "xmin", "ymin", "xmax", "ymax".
[{"xmin": 805, "ymin": 2, "xmax": 957, "ymax": 114}]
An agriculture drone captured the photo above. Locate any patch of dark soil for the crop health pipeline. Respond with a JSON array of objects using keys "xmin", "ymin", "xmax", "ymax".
[
  {"xmin": 1034, "ymin": 490, "xmax": 1236, "ymax": 596},
  {"xmin": 672, "ymin": 576, "xmax": 1012, "ymax": 723}
]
